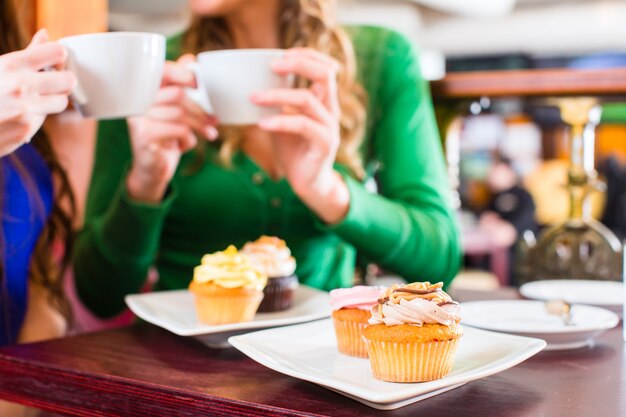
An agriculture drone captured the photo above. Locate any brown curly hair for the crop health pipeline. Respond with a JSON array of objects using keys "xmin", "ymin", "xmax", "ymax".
[
  {"xmin": 0, "ymin": 0, "xmax": 75, "ymax": 338},
  {"xmin": 183, "ymin": 0, "xmax": 367, "ymax": 179}
]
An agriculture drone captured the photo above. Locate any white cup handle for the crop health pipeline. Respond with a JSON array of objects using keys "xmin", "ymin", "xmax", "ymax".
[
  {"xmin": 185, "ymin": 62, "xmax": 213, "ymax": 115},
  {"xmin": 61, "ymin": 48, "xmax": 89, "ymax": 107}
]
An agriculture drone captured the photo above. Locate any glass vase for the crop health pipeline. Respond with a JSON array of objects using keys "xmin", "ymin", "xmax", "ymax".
[{"xmin": 528, "ymin": 98, "xmax": 623, "ymax": 282}]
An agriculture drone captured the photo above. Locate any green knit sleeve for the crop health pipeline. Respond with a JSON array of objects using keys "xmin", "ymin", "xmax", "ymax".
[
  {"xmin": 73, "ymin": 120, "xmax": 178, "ymax": 318},
  {"xmin": 326, "ymin": 28, "xmax": 461, "ymax": 286}
]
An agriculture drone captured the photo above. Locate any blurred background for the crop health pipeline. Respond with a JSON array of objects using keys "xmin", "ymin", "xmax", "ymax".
[{"xmin": 21, "ymin": 0, "xmax": 626, "ymax": 292}]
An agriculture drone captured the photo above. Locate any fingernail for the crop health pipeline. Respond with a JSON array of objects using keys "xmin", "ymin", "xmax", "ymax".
[
  {"xmin": 205, "ymin": 126, "xmax": 218, "ymax": 140},
  {"xmin": 36, "ymin": 28, "xmax": 49, "ymax": 41}
]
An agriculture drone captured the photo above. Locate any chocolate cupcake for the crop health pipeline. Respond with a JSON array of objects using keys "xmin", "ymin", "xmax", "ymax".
[{"xmin": 241, "ymin": 236, "xmax": 298, "ymax": 312}]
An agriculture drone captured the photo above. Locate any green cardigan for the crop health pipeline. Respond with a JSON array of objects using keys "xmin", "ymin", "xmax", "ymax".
[{"xmin": 74, "ymin": 26, "xmax": 461, "ymax": 318}]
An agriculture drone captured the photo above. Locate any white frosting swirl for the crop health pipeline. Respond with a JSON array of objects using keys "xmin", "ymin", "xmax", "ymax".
[
  {"xmin": 241, "ymin": 237, "xmax": 296, "ymax": 278},
  {"xmin": 369, "ymin": 298, "xmax": 461, "ymax": 326}
]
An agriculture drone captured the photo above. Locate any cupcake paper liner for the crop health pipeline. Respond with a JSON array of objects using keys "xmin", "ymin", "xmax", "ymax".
[
  {"xmin": 332, "ymin": 317, "xmax": 369, "ymax": 358},
  {"xmin": 193, "ymin": 291, "xmax": 264, "ymax": 325},
  {"xmin": 364, "ymin": 338, "xmax": 460, "ymax": 382},
  {"xmin": 258, "ymin": 275, "xmax": 298, "ymax": 313}
]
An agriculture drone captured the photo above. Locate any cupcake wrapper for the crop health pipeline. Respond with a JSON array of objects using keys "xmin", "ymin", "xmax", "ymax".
[
  {"xmin": 332, "ymin": 317, "xmax": 369, "ymax": 358},
  {"xmin": 193, "ymin": 292, "xmax": 264, "ymax": 325},
  {"xmin": 258, "ymin": 275, "xmax": 298, "ymax": 313},
  {"xmin": 365, "ymin": 338, "xmax": 460, "ymax": 382}
]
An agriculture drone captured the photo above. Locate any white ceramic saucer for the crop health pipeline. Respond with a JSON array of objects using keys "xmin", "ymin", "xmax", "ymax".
[
  {"xmin": 519, "ymin": 280, "xmax": 623, "ymax": 316},
  {"xmin": 461, "ymin": 300, "xmax": 619, "ymax": 350}
]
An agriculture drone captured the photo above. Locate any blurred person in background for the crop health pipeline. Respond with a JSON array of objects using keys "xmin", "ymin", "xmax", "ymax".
[
  {"xmin": 599, "ymin": 155, "xmax": 626, "ymax": 240},
  {"xmin": 480, "ymin": 155, "xmax": 537, "ymax": 283},
  {"xmin": 74, "ymin": 0, "xmax": 461, "ymax": 317}
]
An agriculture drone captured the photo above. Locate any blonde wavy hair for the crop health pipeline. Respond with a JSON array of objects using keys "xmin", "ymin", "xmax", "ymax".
[{"xmin": 183, "ymin": 0, "xmax": 367, "ymax": 179}]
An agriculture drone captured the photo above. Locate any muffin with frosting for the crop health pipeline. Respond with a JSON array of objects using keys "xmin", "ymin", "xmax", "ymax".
[
  {"xmin": 241, "ymin": 236, "xmax": 298, "ymax": 312},
  {"xmin": 330, "ymin": 286, "xmax": 385, "ymax": 358},
  {"xmin": 189, "ymin": 245, "xmax": 267, "ymax": 325},
  {"xmin": 363, "ymin": 282, "xmax": 463, "ymax": 382}
]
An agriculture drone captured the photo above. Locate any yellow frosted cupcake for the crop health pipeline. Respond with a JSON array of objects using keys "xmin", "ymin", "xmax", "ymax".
[
  {"xmin": 189, "ymin": 245, "xmax": 267, "ymax": 325},
  {"xmin": 329, "ymin": 286, "xmax": 385, "ymax": 358},
  {"xmin": 364, "ymin": 282, "xmax": 463, "ymax": 382}
]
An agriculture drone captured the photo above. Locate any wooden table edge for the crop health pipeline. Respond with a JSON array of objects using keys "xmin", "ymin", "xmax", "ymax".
[{"xmin": 0, "ymin": 353, "xmax": 322, "ymax": 417}]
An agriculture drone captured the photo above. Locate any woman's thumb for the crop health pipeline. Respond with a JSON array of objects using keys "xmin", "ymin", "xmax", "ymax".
[{"xmin": 28, "ymin": 29, "xmax": 49, "ymax": 48}]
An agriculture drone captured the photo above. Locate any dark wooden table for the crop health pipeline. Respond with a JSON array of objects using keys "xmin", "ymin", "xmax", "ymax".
[{"xmin": 0, "ymin": 288, "xmax": 623, "ymax": 417}]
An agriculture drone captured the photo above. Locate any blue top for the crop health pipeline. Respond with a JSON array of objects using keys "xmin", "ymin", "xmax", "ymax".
[{"xmin": 0, "ymin": 143, "xmax": 52, "ymax": 346}]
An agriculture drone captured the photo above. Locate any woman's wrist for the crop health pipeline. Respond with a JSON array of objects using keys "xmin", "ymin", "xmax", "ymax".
[
  {"xmin": 295, "ymin": 170, "xmax": 350, "ymax": 225},
  {"xmin": 126, "ymin": 167, "xmax": 169, "ymax": 204}
]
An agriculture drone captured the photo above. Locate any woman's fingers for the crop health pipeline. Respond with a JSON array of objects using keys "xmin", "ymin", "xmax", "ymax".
[
  {"xmin": 0, "ymin": 105, "xmax": 24, "ymax": 124},
  {"xmin": 271, "ymin": 51, "xmax": 339, "ymax": 113},
  {"xmin": 259, "ymin": 114, "xmax": 330, "ymax": 149},
  {"xmin": 251, "ymin": 89, "xmax": 332, "ymax": 124},
  {"xmin": 145, "ymin": 105, "xmax": 185, "ymax": 122},
  {"xmin": 182, "ymin": 91, "xmax": 216, "ymax": 120},
  {"xmin": 22, "ymin": 71, "xmax": 76, "ymax": 95},
  {"xmin": 146, "ymin": 104, "xmax": 217, "ymax": 140},
  {"xmin": 272, "ymin": 56, "xmax": 332, "ymax": 84},
  {"xmin": 153, "ymin": 85, "xmax": 186, "ymax": 105},
  {"xmin": 177, "ymin": 53, "xmax": 196, "ymax": 66},
  {"xmin": 155, "ymin": 56, "xmax": 218, "ymax": 137},
  {"xmin": 276, "ymin": 48, "xmax": 340, "ymax": 81},
  {"xmin": 2, "ymin": 42, "xmax": 67, "ymax": 71},
  {"xmin": 161, "ymin": 60, "xmax": 196, "ymax": 88},
  {"xmin": 135, "ymin": 115, "xmax": 190, "ymax": 141},
  {"xmin": 28, "ymin": 29, "xmax": 49, "ymax": 47},
  {"xmin": 25, "ymin": 94, "xmax": 69, "ymax": 114},
  {"xmin": 285, "ymin": 48, "xmax": 340, "ymax": 70},
  {"xmin": 149, "ymin": 88, "xmax": 218, "ymax": 140},
  {"xmin": 137, "ymin": 118, "xmax": 197, "ymax": 151},
  {"xmin": 154, "ymin": 85, "xmax": 217, "ymax": 122}
]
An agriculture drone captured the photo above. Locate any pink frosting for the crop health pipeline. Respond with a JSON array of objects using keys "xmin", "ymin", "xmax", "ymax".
[{"xmin": 330, "ymin": 286, "xmax": 386, "ymax": 311}]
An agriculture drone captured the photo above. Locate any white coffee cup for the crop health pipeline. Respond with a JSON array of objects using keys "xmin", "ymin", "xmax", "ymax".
[
  {"xmin": 58, "ymin": 32, "xmax": 166, "ymax": 120},
  {"xmin": 187, "ymin": 49, "xmax": 292, "ymax": 126}
]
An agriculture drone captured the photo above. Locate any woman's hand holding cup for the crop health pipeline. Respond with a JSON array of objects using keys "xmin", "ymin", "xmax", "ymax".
[
  {"xmin": 251, "ymin": 48, "xmax": 350, "ymax": 224},
  {"xmin": 127, "ymin": 55, "xmax": 218, "ymax": 204},
  {"xmin": 0, "ymin": 29, "xmax": 76, "ymax": 157}
]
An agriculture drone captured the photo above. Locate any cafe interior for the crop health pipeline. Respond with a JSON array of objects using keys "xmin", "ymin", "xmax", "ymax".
[{"xmin": 0, "ymin": 0, "xmax": 625, "ymax": 416}]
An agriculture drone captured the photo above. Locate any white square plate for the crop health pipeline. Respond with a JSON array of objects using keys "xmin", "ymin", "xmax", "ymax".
[
  {"xmin": 125, "ymin": 285, "xmax": 330, "ymax": 347},
  {"xmin": 228, "ymin": 319, "xmax": 546, "ymax": 410}
]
